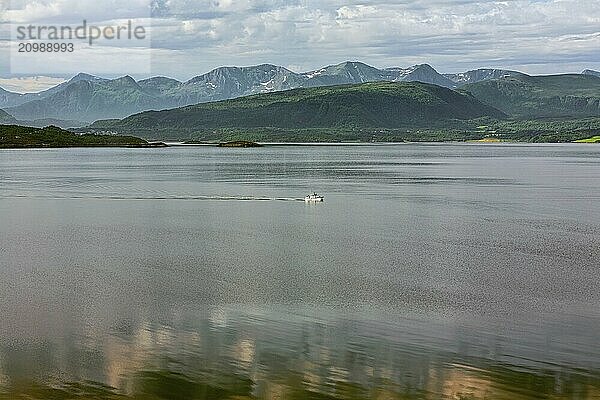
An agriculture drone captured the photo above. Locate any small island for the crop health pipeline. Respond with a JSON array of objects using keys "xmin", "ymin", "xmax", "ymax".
[
  {"xmin": 0, "ymin": 125, "xmax": 167, "ymax": 148},
  {"xmin": 217, "ymin": 140, "xmax": 263, "ymax": 148}
]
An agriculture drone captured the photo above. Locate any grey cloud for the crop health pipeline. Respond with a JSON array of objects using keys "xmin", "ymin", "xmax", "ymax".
[{"xmin": 1, "ymin": 0, "xmax": 599, "ymax": 80}]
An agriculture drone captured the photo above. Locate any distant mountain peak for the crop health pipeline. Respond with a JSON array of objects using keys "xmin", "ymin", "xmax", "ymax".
[
  {"xmin": 444, "ymin": 68, "xmax": 524, "ymax": 86},
  {"xmin": 301, "ymin": 61, "xmax": 384, "ymax": 84},
  {"xmin": 109, "ymin": 75, "xmax": 141, "ymax": 88},
  {"xmin": 138, "ymin": 76, "xmax": 182, "ymax": 84},
  {"xmin": 252, "ymin": 63, "xmax": 285, "ymax": 70},
  {"xmin": 582, "ymin": 69, "xmax": 600, "ymax": 77},
  {"xmin": 329, "ymin": 61, "xmax": 379, "ymax": 71},
  {"xmin": 413, "ymin": 63, "xmax": 435, "ymax": 70},
  {"xmin": 69, "ymin": 72, "xmax": 103, "ymax": 82},
  {"xmin": 383, "ymin": 64, "xmax": 456, "ymax": 87},
  {"xmin": 113, "ymin": 75, "xmax": 136, "ymax": 82},
  {"xmin": 338, "ymin": 61, "xmax": 374, "ymax": 68}
]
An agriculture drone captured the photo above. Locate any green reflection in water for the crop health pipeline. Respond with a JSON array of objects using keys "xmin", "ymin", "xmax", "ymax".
[{"xmin": 1, "ymin": 363, "xmax": 599, "ymax": 400}]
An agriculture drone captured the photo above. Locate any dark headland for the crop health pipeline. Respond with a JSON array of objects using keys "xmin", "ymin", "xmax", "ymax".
[{"xmin": 0, "ymin": 125, "xmax": 167, "ymax": 149}]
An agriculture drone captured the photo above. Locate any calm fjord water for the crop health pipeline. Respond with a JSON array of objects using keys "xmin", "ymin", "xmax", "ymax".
[{"xmin": 0, "ymin": 144, "xmax": 599, "ymax": 399}]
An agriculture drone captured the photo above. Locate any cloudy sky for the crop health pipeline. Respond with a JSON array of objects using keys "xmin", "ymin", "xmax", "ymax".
[{"xmin": 1, "ymin": 0, "xmax": 599, "ymax": 92}]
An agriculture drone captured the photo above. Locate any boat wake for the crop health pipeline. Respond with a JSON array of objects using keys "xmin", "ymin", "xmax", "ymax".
[{"xmin": 2, "ymin": 194, "xmax": 306, "ymax": 202}]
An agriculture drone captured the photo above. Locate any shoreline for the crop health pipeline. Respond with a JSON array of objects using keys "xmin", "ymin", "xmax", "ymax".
[
  {"xmin": 2, "ymin": 141, "xmax": 598, "ymax": 149},
  {"xmin": 167, "ymin": 140, "xmax": 599, "ymax": 146},
  {"xmin": 0, "ymin": 143, "xmax": 168, "ymax": 149}
]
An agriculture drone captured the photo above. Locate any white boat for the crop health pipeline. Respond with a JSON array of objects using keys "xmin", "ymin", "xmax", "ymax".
[{"xmin": 305, "ymin": 192, "xmax": 324, "ymax": 202}]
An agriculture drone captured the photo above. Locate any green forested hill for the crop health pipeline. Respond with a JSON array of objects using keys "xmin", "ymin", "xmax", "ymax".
[
  {"xmin": 90, "ymin": 82, "xmax": 506, "ymax": 138},
  {"xmin": 0, "ymin": 125, "xmax": 157, "ymax": 148},
  {"xmin": 462, "ymin": 74, "xmax": 600, "ymax": 118},
  {"xmin": 85, "ymin": 79, "xmax": 600, "ymax": 143}
]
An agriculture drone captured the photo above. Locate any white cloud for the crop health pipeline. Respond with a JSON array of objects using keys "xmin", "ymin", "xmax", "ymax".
[
  {"xmin": 1, "ymin": 0, "xmax": 599, "ymax": 79},
  {"xmin": 336, "ymin": 5, "xmax": 379, "ymax": 20},
  {"xmin": 5, "ymin": 0, "xmax": 151, "ymax": 23},
  {"xmin": 0, "ymin": 76, "xmax": 66, "ymax": 93}
]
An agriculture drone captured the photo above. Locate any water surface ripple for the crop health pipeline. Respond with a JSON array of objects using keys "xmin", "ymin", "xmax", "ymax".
[{"xmin": 0, "ymin": 144, "xmax": 599, "ymax": 399}]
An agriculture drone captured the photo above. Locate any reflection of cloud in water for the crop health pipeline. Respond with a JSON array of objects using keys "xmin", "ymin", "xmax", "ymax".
[
  {"xmin": 261, "ymin": 381, "xmax": 287, "ymax": 400},
  {"xmin": 105, "ymin": 337, "xmax": 134, "ymax": 391},
  {"xmin": 232, "ymin": 338, "xmax": 255, "ymax": 366},
  {"xmin": 209, "ymin": 307, "xmax": 229, "ymax": 329},
  {"xmin": 104, "ymin": 322, "xmax": 175, "ymax": 392},
  {"xmin": 0, "ymin": 306, "xmax": 599, "ymax": 399},
  {"xmin": 0, "ymin": 353, "xmax": 7, "ymax": 387},
  {"xmin": 427, "ymin": 364, "xmax": 493, "ymax": 400},
  {"xmin": 89, "ymin": 307, "xmax": 600, "ymax": 399}
]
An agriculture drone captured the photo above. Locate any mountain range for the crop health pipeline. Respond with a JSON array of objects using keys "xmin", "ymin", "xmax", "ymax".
[
  {"xmin": 92, "ymin": 81, "xmax": 505, "ymax": 138},
  {"xmin": 1, "ymin": 62, "xmax": 599, "ymax": 134},
  {"xmin": 0, "ymin": 62, "xmax": 528, "ymax": 126},
  {"xmin": 582, "ymin": 69, "xmax": 600, "ymax": 78},
  {"xmin": 462, "ymin": 74, "xmax": 600, "ymax": 118},
  {"xmin": 88, "ymin": 79, "xmax": 600, "ymax": 143}
]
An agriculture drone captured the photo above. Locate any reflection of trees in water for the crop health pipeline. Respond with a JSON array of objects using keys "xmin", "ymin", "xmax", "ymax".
[{"xmin": 0, "ymin": 309, "xmax": 599, "ymax": 399}]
